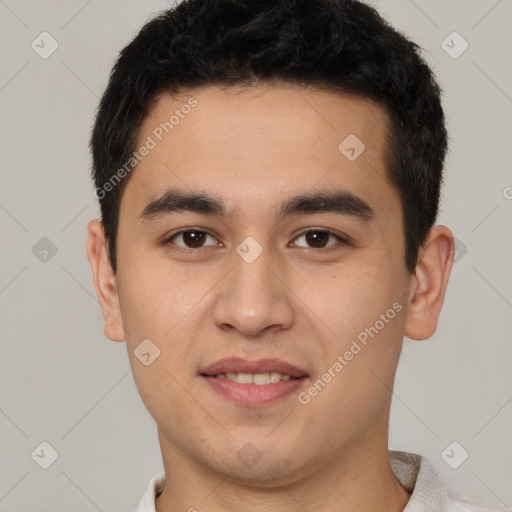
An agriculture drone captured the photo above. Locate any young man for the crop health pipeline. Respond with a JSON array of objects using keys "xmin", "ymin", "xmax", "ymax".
[{"xmin": 86, "ymin": 1, "xmax": 503, "ymax": 510}]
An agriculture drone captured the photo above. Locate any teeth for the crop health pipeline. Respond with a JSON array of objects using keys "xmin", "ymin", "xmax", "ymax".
[
  {"xmin": 269, "ymin": 372, "xmax": 281, "ymax": 383},
  {"xmin": 235, "ymin": 372, "xmax": 253, "ymax": 384},
  {"xmin": 254, "ymin": 373, "xmax": 271, "ymax": 385},
  {"xmin": 217, "ymin": 372, "xmax": 293, "ymax": 384}
]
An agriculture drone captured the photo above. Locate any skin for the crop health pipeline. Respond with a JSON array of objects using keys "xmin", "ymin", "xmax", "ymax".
[{"xmin": 87, "ymin": 85, "xmax": 454, "ymax": 512}]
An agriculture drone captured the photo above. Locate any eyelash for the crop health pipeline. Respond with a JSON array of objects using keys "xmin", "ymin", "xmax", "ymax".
[{"xmin": 164, "ymin": 228, "xmax": 349, "ymax": 251}]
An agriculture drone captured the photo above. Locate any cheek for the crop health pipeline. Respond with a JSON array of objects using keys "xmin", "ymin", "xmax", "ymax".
[
  {"xmin": 297, "ymin": 260, "xmax": 407, "ymax": 405},
  {"xmin": 117, "ymin": 265, "xmax": 197, "ymax": 424},
  {"xmin": 295, "ymin": 269, "xmax": 406, "ymax": 444},
  {"xmin": 117, "ymin": 255, "xmax": 192, "ymax": 341},
  {"xmin": 298, "ymin": 261, "xmax": 401, "ymax": 339},
  {"xmin": 116, "ymin": 256, "xmax": 205, "ymax": 383}
]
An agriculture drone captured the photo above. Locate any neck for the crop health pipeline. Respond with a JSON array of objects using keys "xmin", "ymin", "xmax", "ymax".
[{"xmin": 154, "ymin": 430, "xmax": 410, "ymax": 512}]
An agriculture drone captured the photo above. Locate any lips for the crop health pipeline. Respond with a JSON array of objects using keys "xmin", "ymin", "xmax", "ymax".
[
  {"xmin": 199, "ymin": 357, "xmax": 309, "ymax": 406},
  {"xmin": 200, "ymin": 357, "xmax": 308, "ymax": 379}
]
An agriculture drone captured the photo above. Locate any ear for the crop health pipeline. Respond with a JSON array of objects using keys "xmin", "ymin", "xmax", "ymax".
[
  {"xmin": 404, "ymin": 225, "xmax": 455, "ymax": 341},
  {"xmin": 86, "ymin": 219, "xmax": 126, "ymax": 342}
]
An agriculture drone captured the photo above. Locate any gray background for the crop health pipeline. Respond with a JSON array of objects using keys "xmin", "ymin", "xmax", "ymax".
[{"xmin": 1, "ymin": 0, "xmax": 511, "ymax": 510}]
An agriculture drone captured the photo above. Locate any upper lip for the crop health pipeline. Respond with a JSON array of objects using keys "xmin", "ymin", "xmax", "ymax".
[{"xmin": 200, "ymin": 357, "xmax": 308, "ymax": 378}]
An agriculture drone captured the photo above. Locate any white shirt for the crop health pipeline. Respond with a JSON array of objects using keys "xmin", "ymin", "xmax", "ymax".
[{"xmin": 134, "ymin": 450, "xmax": 505, "ymax": 512}]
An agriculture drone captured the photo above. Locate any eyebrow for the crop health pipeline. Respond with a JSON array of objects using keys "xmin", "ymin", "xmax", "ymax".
[{"xmin": 139, "ymin": 187, "xmax": 374, "ymax": 222}]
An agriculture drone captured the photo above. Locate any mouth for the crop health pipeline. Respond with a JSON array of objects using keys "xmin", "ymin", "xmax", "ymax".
[
  {"xmin": 199, "ymin": 357, "xmax": 309, "ymax": 406},
  {"xmin": 205, "ymin": 372, "xmax": 299, "ymax": 384}
]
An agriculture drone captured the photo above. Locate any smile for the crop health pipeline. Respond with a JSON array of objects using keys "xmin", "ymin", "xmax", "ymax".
[
  {"xmin": 199, "ymin": 357, "xmax": 309, "ymax": 406},
  {"xmin": 212, "ymin": 372, "xmax": 295, "ymax": 384}
]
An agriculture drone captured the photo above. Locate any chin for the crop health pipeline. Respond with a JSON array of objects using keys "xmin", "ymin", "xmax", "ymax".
[{"xmin": 206, "ymin": 440, "xmax": 312, "ymax": 488}]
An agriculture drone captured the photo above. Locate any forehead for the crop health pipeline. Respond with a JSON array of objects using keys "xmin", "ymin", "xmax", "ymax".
[{"xmin": 122, "ymin": 84, "xmax": 398, "ymax": 220}]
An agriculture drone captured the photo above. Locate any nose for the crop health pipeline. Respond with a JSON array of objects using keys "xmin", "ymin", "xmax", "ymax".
[{"xmin": 212, "ymin": 245, "xmax": 295, "ymax": 338}]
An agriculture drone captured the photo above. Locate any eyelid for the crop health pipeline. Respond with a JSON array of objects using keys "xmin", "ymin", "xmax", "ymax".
[
  {"xmin": 165, "ymin": 228, "xmax": 221, "ymax": 249},
  {"xmin": 290, "ymin": 228, "xmax": 349, "ymax": 248}
]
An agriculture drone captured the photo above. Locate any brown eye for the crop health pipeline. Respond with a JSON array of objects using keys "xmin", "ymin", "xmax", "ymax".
[
  {"xmin": 293, "ymin": 230, "xmax": 344, "ymax": 249},
  {"xmin": 169, "ymin": 230, "xmax": 218, "ymax": 249}
]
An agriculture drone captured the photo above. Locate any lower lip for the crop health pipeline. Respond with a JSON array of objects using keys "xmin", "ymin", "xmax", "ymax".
[{"xmin": 201, "ymin": 376, "xmax": 306, "ymax": 406}]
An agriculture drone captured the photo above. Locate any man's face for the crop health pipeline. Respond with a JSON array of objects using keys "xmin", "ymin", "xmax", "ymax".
[{"xmin": 114, "ymin": 85, "xmax": 412, "ymax": 484}]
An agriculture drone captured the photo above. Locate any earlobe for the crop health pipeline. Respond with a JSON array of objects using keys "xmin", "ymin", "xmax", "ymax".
[
  {"xmin": 86, "ymin": 219, "xmax": 126, "ymax": 342},
  {"xmin": 404, "ymin": 225, "xmax": 455, "ymax": 341}
]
